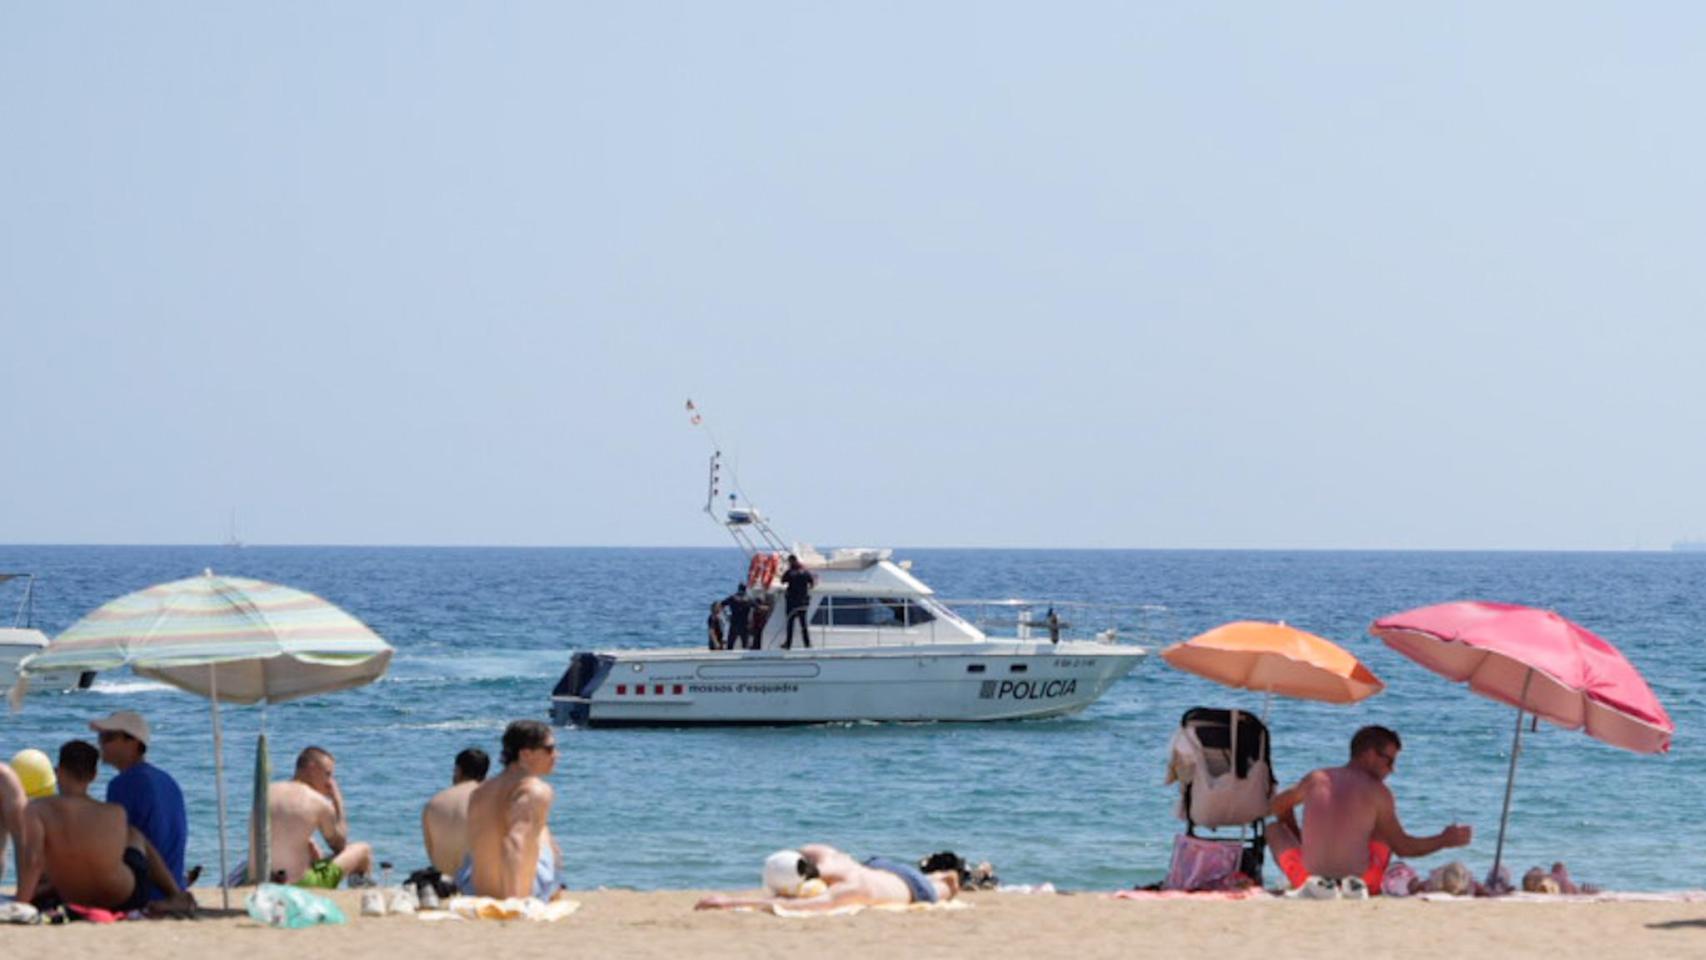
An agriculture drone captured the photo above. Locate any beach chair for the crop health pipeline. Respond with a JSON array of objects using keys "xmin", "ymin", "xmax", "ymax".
[{"xmin": 1162, "ymin": 707, "xmax": 1275, "ymax": 890}]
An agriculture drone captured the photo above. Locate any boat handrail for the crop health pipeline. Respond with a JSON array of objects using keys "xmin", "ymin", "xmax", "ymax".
[
  {"xmin": 936, "ymin": 598, "xmax": 1168, "ymax": 611},
  {"xmin": 937, "ymin": 598, "xmax": 1169, "ymax": 644},
  {"xmin": 796, "ymin": 597, "xmax": 1166, "ymax": 646}
]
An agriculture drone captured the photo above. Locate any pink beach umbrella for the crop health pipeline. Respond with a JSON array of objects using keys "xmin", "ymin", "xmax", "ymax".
[{"xmin": 1369, "ymin": 601, "xmax": 1673, "ymax": 878}]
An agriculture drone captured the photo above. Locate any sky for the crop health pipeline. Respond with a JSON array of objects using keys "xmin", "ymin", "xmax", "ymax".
[{"xmin": 2, "ymin": 3, "xmax": 1703, "ymax": 550}]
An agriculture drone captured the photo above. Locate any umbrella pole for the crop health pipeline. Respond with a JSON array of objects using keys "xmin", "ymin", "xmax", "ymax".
[
  {"xmin": 1491, "ymin": 669, "xmax": 1535, "ymax": 882},
  {"xmin": 255, "ymin": 705, "xmax": 270, "ymax": 887},
  {"xmin": 210, "ymin": 665, "xmax": 231, "ymax": 911},
  {"xmin": 1230, "ymin": 708, "xmax": 1239, "ymax": 773}
]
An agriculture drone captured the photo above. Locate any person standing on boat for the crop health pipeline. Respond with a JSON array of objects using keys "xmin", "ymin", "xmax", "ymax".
[
  {"xmin": 722, "ymin": 583, "xmax": 755, "ymax": 651},
  {"xmin": 750, "ymin": 592, "xmax": 775, "ymax": 650},
  {"xmin": 780, "ymin": 555, "xmax": 817, "ymax": 650},
  {"xmin": 706, "ymin": 601, "xmax": 726, "ymax": 650}
]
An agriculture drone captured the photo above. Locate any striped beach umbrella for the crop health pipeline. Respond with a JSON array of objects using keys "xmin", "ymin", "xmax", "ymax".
[
  {"xmin": 14, "ymin": 570, "xmax": 393, "ymax": 907},
  {"xmin": 20, "ymin": 570, "xmax": 392, "ymax": 703}
]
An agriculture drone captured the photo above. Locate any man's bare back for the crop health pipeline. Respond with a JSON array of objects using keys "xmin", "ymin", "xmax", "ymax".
[
  {"xmin": 26, "ymin": 794, "xmax": 138, "ymax": 907},
  {"xmin": 1296, "ymin": 766, "xmax": 1388, "ymax": 877},
  {"xmin": 422, "ymin": 781, "xmax": 478, "ymax": 875},
  {"xmin": 465, "ymin": 768, "xmax": 553, "ymax": 898},
  {"xmin": 268, "ymin": 780, "xmax": 336, "ymax": 882}
]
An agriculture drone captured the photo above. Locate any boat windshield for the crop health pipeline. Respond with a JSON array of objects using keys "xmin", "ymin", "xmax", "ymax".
[{"xmin": 809, "ymin": 596, "xmax": 937, "ymax": 628}]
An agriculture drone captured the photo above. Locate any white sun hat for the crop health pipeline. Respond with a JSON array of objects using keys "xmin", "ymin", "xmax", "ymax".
[{"xmin": 762, "ymin": 850, "xmax": 811, "ymax": 896}]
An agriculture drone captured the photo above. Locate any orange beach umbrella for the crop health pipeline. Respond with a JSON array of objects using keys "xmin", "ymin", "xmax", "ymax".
[{"xmin": 1161, "ymin": 621, "xmax": 1384, "ymax": 705}]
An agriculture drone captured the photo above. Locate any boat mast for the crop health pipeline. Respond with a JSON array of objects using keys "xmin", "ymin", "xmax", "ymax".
[
  {"xmin": 690, "ymin": 399, "xmax": 789, "ymax": 558},
  {"xmin": 3, "ymin": 573, "xmax": 33, "ymax": 628}
]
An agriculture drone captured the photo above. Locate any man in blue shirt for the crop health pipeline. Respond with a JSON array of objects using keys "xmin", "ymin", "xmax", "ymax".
[{"xmin": 91, "ymin": 710, "xmax": 188, "ymax": 901}]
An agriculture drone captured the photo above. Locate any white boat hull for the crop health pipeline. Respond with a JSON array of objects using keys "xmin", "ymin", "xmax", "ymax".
[
  {"xmin": 551, "ymin": 640, "xmax": 1144, "ymax": 727},
  {"xmin": 0, "ymin": 629, "xmax": 96, "ymax": 694}
]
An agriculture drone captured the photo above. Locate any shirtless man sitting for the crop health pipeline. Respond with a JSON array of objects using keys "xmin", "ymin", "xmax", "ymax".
[
  {"xmin": 422, "ymin": 748, "xmax": 489, "ymax": 875},
  {"xmin": 14, "ymin": 741, "xmax": 195, "ymax": 915},
  {"xmin": 695, "ymin": 844, "xmax": 960, "ymax": 912},
  {"xmin": 264, "ymin": 746, "xmax": 373, "ymax": 888},
  {"xmin": 1, "ymin": 760, "xmax": 25, "ymax": 887},
  {"xmin": 462, "ymin": 720, "xmax": 566, "ymax": 900},
  {"xmin": 1268, "ymin": 725, "xmax": 1472, "ymax": 896}
]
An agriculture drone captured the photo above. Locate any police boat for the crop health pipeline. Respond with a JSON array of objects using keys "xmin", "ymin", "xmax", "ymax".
[
  {"xmin": 0, "ymin": 574, "xmax": 98, "ymax": 695},
  {"xmin": 548, "ymin": 453, "xmax": 1153, "ymax": 728}
]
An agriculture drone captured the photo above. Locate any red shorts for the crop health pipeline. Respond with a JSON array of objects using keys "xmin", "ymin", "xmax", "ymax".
[{"xmin": 1277, "ymin": 841, "xmax": 1391, "ymax": 893}]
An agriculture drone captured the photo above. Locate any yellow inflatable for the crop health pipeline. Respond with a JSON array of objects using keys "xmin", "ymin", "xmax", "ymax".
[{"xmin": 9, "ymin": 748, "xmax": 56, "ymax": 798}]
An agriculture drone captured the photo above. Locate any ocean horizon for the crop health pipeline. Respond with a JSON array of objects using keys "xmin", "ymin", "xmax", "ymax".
[{"xmin": 2, "ymin": 545, "xmax": 1698, "ymax": 892}]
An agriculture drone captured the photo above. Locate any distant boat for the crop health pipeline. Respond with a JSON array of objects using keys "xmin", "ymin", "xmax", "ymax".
[
  {"xmin": 0, "ymin": 573, "xmax": 97, "ymax": 694},
  {"xmin": 1673, "ymin": 540, "xmax": 1706, "ymax": 552},
  {"xmin": 224, "ymin": 508, "xmax": 243, "ymax": 549}
]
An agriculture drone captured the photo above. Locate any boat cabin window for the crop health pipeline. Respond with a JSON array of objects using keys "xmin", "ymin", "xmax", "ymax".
[{"xmin": 810, "ymin": 597, "xmax": 936, "ymax": 628}]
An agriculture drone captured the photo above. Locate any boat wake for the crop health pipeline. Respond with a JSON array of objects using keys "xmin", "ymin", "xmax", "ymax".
[{"xmin": 88, "ymin": 679, "xmax": 174, "ymax": 695}]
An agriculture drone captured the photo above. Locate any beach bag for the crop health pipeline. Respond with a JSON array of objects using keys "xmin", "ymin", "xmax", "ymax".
[
  {"xmin": 246, "ymin": 884, "xmax": 347, "ymax": 928},
  {"xmin": 1163, "ymin": 834, "xmax": 1243, "ymax": 891}
]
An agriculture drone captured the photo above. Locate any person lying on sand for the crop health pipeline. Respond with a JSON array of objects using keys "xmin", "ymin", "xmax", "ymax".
[
  {"xmin": 695, "ymin": 844, "xmax": 961, "ymax": 912},
  {"xmin": 266, "ymin": 746, "xmax": 374, "ymax": 888},
  {"xmin": 462, "ymin": 720, "xmax": 569, "ymax": 901},
  {"xmin": 1267, "ymin": 725, "xmax": 1471, "ymax": 896},
  {"xmin": 13, "ymin": 741, "xmax": 195, "ymax": 916}
]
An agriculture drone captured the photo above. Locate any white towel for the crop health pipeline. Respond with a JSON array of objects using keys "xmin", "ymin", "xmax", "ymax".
[{"xmin": 418, "ymin": 895, "xmax": 581, "ymax": 922}]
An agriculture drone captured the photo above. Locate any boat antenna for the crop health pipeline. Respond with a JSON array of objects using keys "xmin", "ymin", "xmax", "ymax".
[
  {"xmin": 685, "ymin": 398, "xmax": 788, "ymax": 556},
  {"xmin": 3, "ymin": 573, "xmax": 34, "ymax": 628}
]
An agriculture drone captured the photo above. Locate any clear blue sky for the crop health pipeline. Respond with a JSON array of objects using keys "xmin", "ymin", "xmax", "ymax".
[{"xmin": 3, "ymin": 3, "xmax": 1701, "ymax": 549}]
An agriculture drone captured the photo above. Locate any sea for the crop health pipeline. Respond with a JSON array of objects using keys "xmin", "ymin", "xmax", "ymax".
[{"xmin": 1, "ymin": 546, "xmax": 1700, "ymax": 892}]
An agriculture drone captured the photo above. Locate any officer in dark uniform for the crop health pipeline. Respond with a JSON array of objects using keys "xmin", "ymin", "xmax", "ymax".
[
  {"xmin": 779, "ymin": 555, "xmax": 817, "ymax": 650},
  {"xmin": 722, "ymin": 583, "xmax": 755, "ymax": 650}
]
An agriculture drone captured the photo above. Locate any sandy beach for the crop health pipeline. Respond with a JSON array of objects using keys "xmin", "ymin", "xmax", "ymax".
[{"xmin": 4, "ymin": 887, "xmax": 1703, "ymax": 960}]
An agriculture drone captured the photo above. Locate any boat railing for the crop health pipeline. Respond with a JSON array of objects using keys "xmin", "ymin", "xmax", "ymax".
[
  {"xmin": 794, "ymin": 597, "xmax": 1167, "ymax": 648},
  {"xmin": 937, "ymin": 598, "xmax": 1169, "ymax": 646}
]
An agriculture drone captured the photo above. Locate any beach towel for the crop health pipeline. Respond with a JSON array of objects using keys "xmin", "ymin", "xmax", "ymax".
[
  {"xmin": 65, "ymin": 904, "xmax": 130, "ymax": 923},
  {"xmin": 762, "ymin": 898, "xmax": 971, "ymax": 918},
  {"xmin": 419, "ymin": 896, "xmax": 581, "ymax": 922},
  {"xmin": 1416, "ymin": 890, "xmax": 1706, "ymax": 903},
  {"xmin": 1112, "ymin": 888, "xmax": 1271, "ymax": 901}
]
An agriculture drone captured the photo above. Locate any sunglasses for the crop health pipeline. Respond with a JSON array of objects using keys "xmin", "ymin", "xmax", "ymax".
[{"xmin": 97, "ymin": 731, "xmax": 134, "ymax": 743}]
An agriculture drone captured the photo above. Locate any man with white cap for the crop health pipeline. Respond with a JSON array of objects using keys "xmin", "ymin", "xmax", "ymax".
[
  {"xmin": 695, "ymin": 844, "xmax": 960, "ymax": 912},
  {"xmin": 14, "ymin": 740, "xmax": 195, "ymax": 916},
  {"xmin": 91, "ymin": 710, "xmax": 188, "ymax": 902}
]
